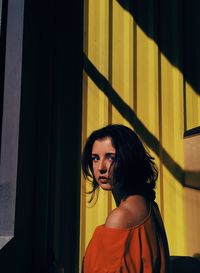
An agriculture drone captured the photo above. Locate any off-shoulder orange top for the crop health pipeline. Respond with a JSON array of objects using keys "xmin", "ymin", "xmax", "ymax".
[{"xmin": 83, "ymin": 202, "xmax": 170, "ymax": 273}]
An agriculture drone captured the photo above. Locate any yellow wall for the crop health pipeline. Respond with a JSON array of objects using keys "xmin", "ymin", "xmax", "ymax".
[{"xmin": 80, "ymin": 0, "xmax": 200, "ymax": 269}]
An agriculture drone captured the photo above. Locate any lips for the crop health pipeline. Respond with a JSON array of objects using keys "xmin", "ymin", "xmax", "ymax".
[{"xmin": 98, "ymin": 176, "xmax": 110, "ymax": 183}]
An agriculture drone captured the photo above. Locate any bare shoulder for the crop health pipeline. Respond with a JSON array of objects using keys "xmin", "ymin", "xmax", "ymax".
[
  {"xmin": 105, "ymin": 207, "xmax": 131, "ymax": 229},
  {"xmin": 105, "ymin": 195, "xmax": 150, "ymax": 229}
]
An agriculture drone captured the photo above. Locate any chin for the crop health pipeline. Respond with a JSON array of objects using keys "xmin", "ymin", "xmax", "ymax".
[{"xmin": 99, "ymin": 184, "xmax": 113, "ymax": 191}]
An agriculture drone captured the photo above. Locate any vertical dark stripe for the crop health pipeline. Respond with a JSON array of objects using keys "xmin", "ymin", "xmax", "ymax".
[
  {"xmin": 108, "ymin": 0, "xmax": 113, "ymax": 125},
  {"xmin": 108, "ymin": 0, "xmax": 113, "ymax": 213},
  {"xmin": 155, "ymin": 0, "xmax": 164, "ymax": 219},
  {"xmin": 81, "ymin": 73, "xmax": 87, "ymax": 254},
  {"xmin": 183, "ymin": 80, "xmax": 187, "ymax": 132},
  {"xmin": 181, "ymin": 0, "xmax": 187, "ymax": 133},
  {"xmin": 83, "ymin": 0, "xmax": 89, "ymax": 139},
  {"xmin": 157, "ymin": 45, "xmax": 164, "ymax": 220},
  {"xmin": 133, "ymin": 19, "xmax": 137, "ymax": 114},
  {"xmin": 81, "ymin": 0, "xmax": 89, "ymax": 257}
]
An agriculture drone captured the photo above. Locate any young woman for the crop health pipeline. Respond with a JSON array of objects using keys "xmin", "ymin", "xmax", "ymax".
[{"xmin": 82, "ymin": 124, "xmax": 170, "ymax": 273}]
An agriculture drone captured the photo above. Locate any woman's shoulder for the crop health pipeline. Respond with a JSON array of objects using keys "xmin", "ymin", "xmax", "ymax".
[{"xmin": 105, "ymin": 195, "xmax": 150, "ymax": 229}]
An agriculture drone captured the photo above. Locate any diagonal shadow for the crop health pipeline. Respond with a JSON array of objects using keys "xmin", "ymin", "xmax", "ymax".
[
  {"xmin": 116, "ymin": 0, "xmax": 200, "ymax": 95},
  {"xmin": 83, "ymin": 54, "xmax": 186, "ymax": 185}
]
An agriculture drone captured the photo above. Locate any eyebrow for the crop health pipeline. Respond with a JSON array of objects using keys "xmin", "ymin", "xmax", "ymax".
[{"xmin": 91, "ymin": 152, "xmax": 116, "ymax": 156}]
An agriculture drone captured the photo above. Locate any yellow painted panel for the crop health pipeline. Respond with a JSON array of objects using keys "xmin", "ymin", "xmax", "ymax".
[
  {"xmin": 160, "ymin": 54, "xmax": 186, "ymax": 255},
  {"xmin": 111, "ymin": 0, "xmax": 135, "ymax": 208},
  {"xmin": 136, "ymin": 26, "xmax": 162, "ymax": 208},
  {"xmin": 185, "ymin": 82, "xmax": 200, "ymax": 130},
  {"xmin": 137, "ymin": 27, "xmax": 159, "ymax": 134},
  {"xmin": 112, "ymin": 0, "xmax": 134, "ymax": 125},
  {"xmin": 80, "ymin": 0, "xmax": 110, "ymax": 269},
  {"xmin": 87, "ymin": 0, "xmax": 109, "ymax": 77}
]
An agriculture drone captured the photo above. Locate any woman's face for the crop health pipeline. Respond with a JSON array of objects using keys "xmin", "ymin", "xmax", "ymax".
[{"xmin": 92, "ymin": 137, "xmax": 116, "ymax": 191}]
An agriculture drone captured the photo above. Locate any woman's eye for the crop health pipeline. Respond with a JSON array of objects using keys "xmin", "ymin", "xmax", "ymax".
[
  {"xmin": 108, "ymin": 155, "xmax": 115, "ymax": 161},
  {"xmin": 92, "ymin": 156, "xmax": 99, "ymax": 161}
]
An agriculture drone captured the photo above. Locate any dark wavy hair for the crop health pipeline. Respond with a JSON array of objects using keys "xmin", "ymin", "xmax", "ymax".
[{"xmin": 82, "ymin": 124, "xmax": 158, "ymax": 202}]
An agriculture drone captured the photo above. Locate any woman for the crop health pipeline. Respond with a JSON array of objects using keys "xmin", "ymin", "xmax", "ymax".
[{"xmin": 82, "ymin": 124, "xmax": 170, "ymax": 273}]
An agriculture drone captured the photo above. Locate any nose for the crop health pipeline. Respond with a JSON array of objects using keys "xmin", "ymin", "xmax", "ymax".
[{"xmin": 98, "ymin": 159, "xmax": 107, "ymax": 174}]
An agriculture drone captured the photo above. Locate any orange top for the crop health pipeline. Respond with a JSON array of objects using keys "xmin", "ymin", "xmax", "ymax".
[{"xmin": 83, "ymin": 202, "xmax": 170, "ymax": 273}]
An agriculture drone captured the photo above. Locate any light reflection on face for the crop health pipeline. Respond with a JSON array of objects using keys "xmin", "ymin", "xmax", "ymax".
[{"xmin": 92, "ymin": 137, "xmax": 116, "ymax": 191}]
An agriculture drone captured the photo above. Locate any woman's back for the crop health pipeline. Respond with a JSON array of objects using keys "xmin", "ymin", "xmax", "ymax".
[{"xmin": 83, "ymin": 200, "xmax": 170, "ymax": 273}]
